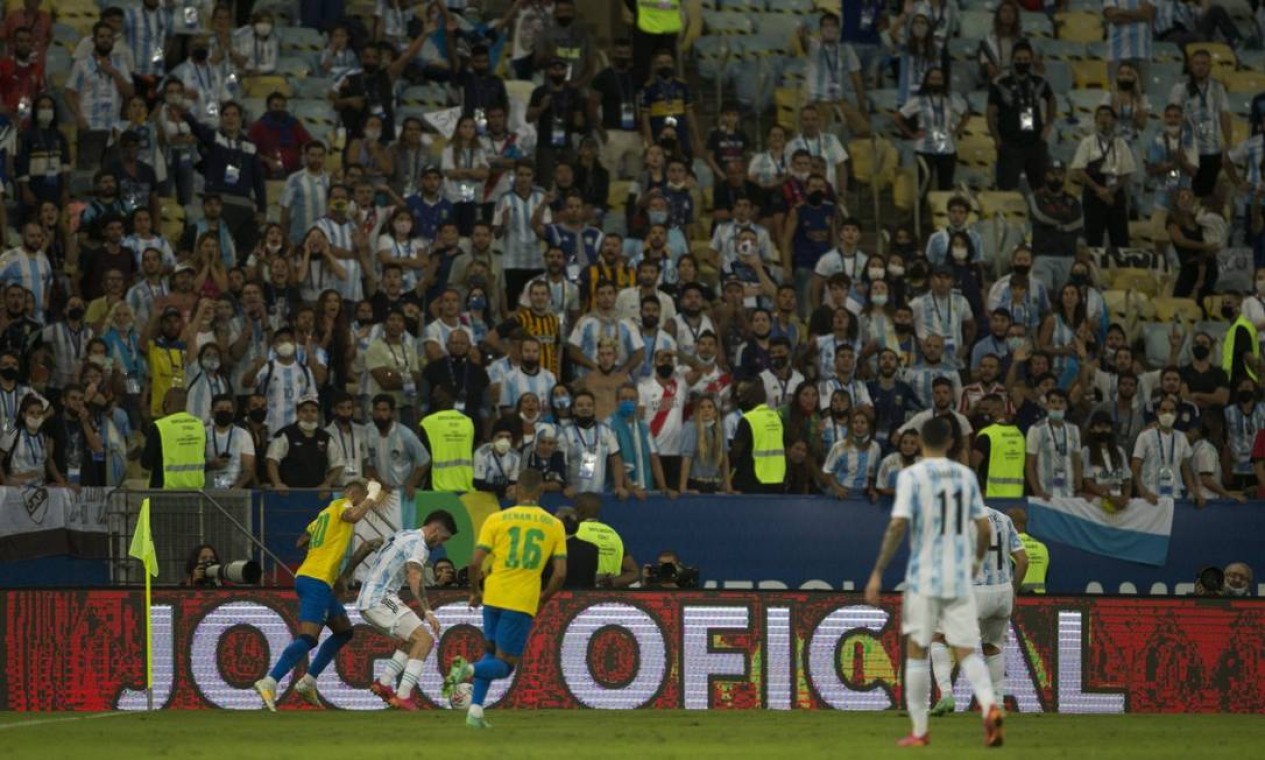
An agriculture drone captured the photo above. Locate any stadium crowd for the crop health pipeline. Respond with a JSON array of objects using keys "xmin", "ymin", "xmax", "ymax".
[{"xmin": 1, "ymin": 0, "xmax": 1265, "ymax": 538}]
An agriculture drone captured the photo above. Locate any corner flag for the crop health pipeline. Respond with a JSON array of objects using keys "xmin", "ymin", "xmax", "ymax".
[{"xmin": 129, "ymin": 498, "xmax": 159, "ymax": 577}]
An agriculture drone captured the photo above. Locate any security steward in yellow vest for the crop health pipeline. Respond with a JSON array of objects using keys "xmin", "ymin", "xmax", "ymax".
[
  {"xmin": 1007, "ymin": 507, "xmax": 1049, "ymax": 594},
  {"xmin": 573, "ymin": 492, "xmax": 640, "ymax": 587},
  {"xmin": 1221, "ymin": 295, "xmax": 1259, "ymax": 384},
  {"xmin": 418, "ymin": 389, "xmax": 475, "ymax": 492},
  {"xmin": 970, "ymin": 394, "xmax": 1026, "ymax": 498},
  {"xmin": 626, "ymin": 0, "xmax": 684, "ymax": 85},
  {"xmin": 731, "ymin": 381, "xmax": 786, "ymax": 494},
  {"xmin": 142, "ymin": 388, "xmax": 207, "ymax": 489}
]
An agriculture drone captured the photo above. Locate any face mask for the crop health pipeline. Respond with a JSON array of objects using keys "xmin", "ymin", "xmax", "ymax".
[
  {"xmin": 25, "ymin": 415, "xmax": 40, "ymax": 431},
  {"xmin": 1222, "ymin": 303, "xmax": 1236, "ymax": 320},
  {"xmin": 191, "ymin": 48, "xmax": 209, "ymax": 62},
  {"xmin": 393, "ymin": 220, "xmax": 411, "ymax": 235},
  {"xmin": 468, "ymin": 295, "xmax": 487, "ymax": 311},
  {"xmin": 522, "ymin": 360, "xmax": 539, "ymax": 372},
  {"xmin": 266, "ymin": 241, "xmax": 283, "ymax": 252},
  {"xmin": 1192, "ymin": 345, "xmax": 1211, "ymax": 361},
  {"xmin": 549, "ymin": 73, "xmax": 567, "ymax": 85},
  {"xmin": 618, "ymin": 399, "xmax": 638, "ymax": 417},
  {"xmin": 1158, "ymin": 412, "xmax": 1177, "ymax": 429},
  {"xmin": 493, "ymin": 437, "xmax": 512, "ymax": 455},
  {"xmin": 655, "ymin": 363, "xmax": 674, "ymax": 379},
  {"xmin": 871, "ymin": 294, "xmax": 888, "ymax": 307},
  {"xmin": 1069, "ymin": 273, "xmax": 1089, "ymax": 286},
  {"xmin": 648, "ymin": 210, "xmax": 668, "ymax": 225},
  {"xmin": 951, "ymin": 246, "xmax": 969, "ymax": 261},
  {"xmin": 1047, "ymin": 409, "xmax": 1065, "ymax": 422},
  {"xmin": 556, "ymin": 15, "xmax": 575, "ymax": 26},
  {"xmin": 1006, "ymin": 336, "xmax": 1024, "ymax": 352},
  {"xmin": 807, "ymin": 190, "xmax": 825, "ymax": 205},
  {"xmin": 1165, "ymin": 125, "xmax": 1182, "ymax": 137},
  {"xmin": 374, "ymin": 417, "xmax": 392, "ymax": 431},
  {"xmin": 1225, "ymin": 584, "xmax": 1249, "ymax": 597},
  {"xmin": 364, "ymin": 129, "xmax": 381, "ymax": 142},
  {"xmin": 867, "ymin": 268, "xmax": 885, "ymax": 280},
  {"xmin": 1014, "ymin": 61, "xmax": 1031, "ymax": 76},
  {"xmin": 832, "ymin": 409, "xmax": 849, "ymax": 421},
  {"xmin": 275, "ymin": 342, "xmax": 296, "ymax": 359},
  {"xmin": 771, "ymin": 357, "xmax": 788, "ymax": 370},
  {"xmin": 254, "ymin": 22, "xmax": 272, "ymax": 36},
  {"xmin": 895, "ymin": 323, "xmax": 914, "ymax": 335},
  {"xmin": 553, "ymin": 394, "xmax": 571, "ymax": 409},
  {"xmin": 1238, "ymin": 389, "xmax": 1255, "ymax": 405},
  {"xmin": 1118, "ymin": 79, "xmax": 1135, "ymax": 91},
  {"xmin": 68, "ymin": 307, "xmax": 85, "ymax": 321},
  {"xmin": 214, "ymin": 410, "xmax": 234, "ymax": 427},
  {"xmin": 1012, "ymin": 264, "xmax": 1031, "ymax": 277},
  {"xmin": 657, "ymin": 66, "xmax": 674, "ymax": 79},
  {"xmin": 888, "ymin": 264, "xmax": 905, "ymax": 277},
  {"xmin": 36, "ymin": 109, "xmax": 53, "ymax": 127},
  {"xmin": 298, "ymin": 420, "xmax": 318, "ymax": 433},
  {"xmin": 575, "ymin": 413, "xmax": 595, "ymax": 428},
  {"xmin": 0, "ymin": 367, "xmax": 17, "ymax": 381},
  {"xmin": 249, "ymin": 408, "xmax": 267, "ymax": 423},
  {"xmin": 202, "ymin": 356, "xmax": 221, "ymax": 371}
]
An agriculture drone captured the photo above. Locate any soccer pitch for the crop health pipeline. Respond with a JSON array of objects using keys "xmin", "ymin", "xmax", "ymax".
[{"xmin": 1, "ymin": 711, "xmax": 1262, "ymax": 759}]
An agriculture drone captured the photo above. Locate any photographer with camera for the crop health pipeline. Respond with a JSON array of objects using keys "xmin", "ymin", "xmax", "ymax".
[
  {"xmin": 1194, "ymin": 565, "xmax": 1226, "ymax": 597},
  {"xmin": 183, "ymin": 543, "xmax": 262, "ymax": 588},
  {"xmin": 574, "ymin": 493, "xmax": 639, "ymax": 588},
  {"xmin": 642, "ymin": 550, "xmax": 699, "ymax": 589}
]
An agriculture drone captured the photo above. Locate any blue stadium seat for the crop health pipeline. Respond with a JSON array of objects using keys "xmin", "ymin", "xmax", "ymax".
[
  {"xmin": 703, "ymin": 10, "xmax": 755, "ymax": 35},
  {"xmin": 1043, "ymin": 60, "xmax": 1074, "ymax": 95}
]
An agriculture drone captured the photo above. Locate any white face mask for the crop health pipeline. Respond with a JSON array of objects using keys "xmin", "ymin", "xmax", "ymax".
[
  {"xmin": 1165, "ymin": 124, "xmax": 1181, "ymax": 137},
  {"xmin": 24, "ymin": 415, "xmax": 40, "ymax": 431},
  {"xmin": 298, "ymin": 419, "xmax": 318, "ymax": 433},
  {"xmin": 951, "ymin": 246, "xmax": 969, "ymax": 261},
  {"xmin": 168, "ymin": 95, "xmax": 184, "ymax": 108},
  {"xmin": 275, "ymin": 342, "xmax": 296, "ymax": 359},
  {"xmin": 364, "ymin": 129, "xmax": 381, "ymax": 142},
  {"xmin": 888, "ymin": 264, "xmax": 905, "ymax": 277},
  {"xmin": 36, "ymin": 109, "xmax": 53, "ymax": 127},
  {"xmin": 254, "ymin": 22, "xmax": 272, "ymax": 36},
  {"xmin": 871, "ymin": 294, "xmax": 889, "ymax": 307},
  {"xmin": 493, "ymin": 437, "xmax": 512, "ymax": 455},
  {"xmin": 867, "ymin": 268, "xmax": 885, "ymax": 280},
  {"xmin": 1158, "ymin": 412, "xmax": 1177, "ymax": 429},
  {"xmin": 1047, "ymin": 408, "xmax": 1065, "ymax": 422}
]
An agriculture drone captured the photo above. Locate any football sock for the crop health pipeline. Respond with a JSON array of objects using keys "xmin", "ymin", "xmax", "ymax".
[
  {"xmin": 472, "ymin": 676, "xmax": 491, "ymax": 707},
  {"xmin": 929, "ymin": 642, "xmax": 953, "ymax": 699},
  {"xmin": 379, "ymin": 650, "xmax": 409, "ymax": 687},
  {"xmin": 473, "ymin": 655, "xmax": 511, "ymax": 681},
  {"xmin": 986, "ymin": 653, "xmax": 1005, "ymax": 705},
  {"xmin": 268, "ymin": 635, "xmax": 317, "ymax": 682},
  {"xmin": 906, "ymin": 657, "xmax": 931, "ymax": 738},
  {"xmin": 397, "ymin": 659, "xmax": 426, "ymax": 698},
  {"xmin": 307, "ymin": 631, "xmax": 353, "ymax": 678},
  {"xmin": 959, "ymin": 653, "xmax": 997, "ymax": 714}
]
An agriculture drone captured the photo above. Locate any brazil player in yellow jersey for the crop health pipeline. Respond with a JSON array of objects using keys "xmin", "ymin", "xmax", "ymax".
[
  {"xmin": 255, "ymin": 479, "xmax": 384, "ymax": 711},
  {"xmin": 443, "ymin": 469, "xmax": 567, "ymax": 728}
]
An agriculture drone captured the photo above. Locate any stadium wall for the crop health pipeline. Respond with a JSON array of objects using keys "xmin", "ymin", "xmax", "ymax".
[{"xmin": 2, "ymin": 590, "xmax": 1261, "ymax": 713}]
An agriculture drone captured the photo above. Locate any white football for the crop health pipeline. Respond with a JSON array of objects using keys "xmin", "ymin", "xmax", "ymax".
[{"xmin": 449, "ymin": 682, "xmax": 473, "ymax": 710}]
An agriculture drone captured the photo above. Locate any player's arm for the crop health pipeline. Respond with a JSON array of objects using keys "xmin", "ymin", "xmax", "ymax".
[
  {"xmin": 864, "ymin": 516, "xmax": 908, "ymax": 605},
  {"xmin": 613, "ymin": 552, "xmax": 639, "ymax": 588},
  {"xmin": 340, "ymin": 481, "xmax": 383, "ymax": 523},
  {"xmin": 467, "ymin": 545, "xmax": 490, "ymax": 607},
  {"xmin": 974, "ymin": 516, "xmax": 991, "ymax": 570},
  {"xmin": 406, "ymin": 559, "xmax": 440, "ymax": 635},
  {"xmin": 335, "ymin": 538, "xmax": 384, "ymax": 594},
  {"xmin": 1010, "ymin": 548, "xmax": 1029, "ymax": 597}
]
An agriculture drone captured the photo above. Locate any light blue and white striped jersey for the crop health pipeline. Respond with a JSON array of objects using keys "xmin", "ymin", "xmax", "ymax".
[
  {"xmin": 892, "ymin": 458, "xmax": 987, "ymax": 599},
  {"xmin": 804, "ymin": 38, "xmax": 861, "ymax": 102},
  {"xmin": 897, "ymin": 51, "xmax": 936, "ymax": 103},
  {"xmin": 986, "ymin": 274, "xmax": 1051, "ymax": 319},
  {"xmin": 814, "ymin": 334, "xmax": 860, "ymax": 382},
  {"xmin": 910, "ymin": 291, "xmax": 970, "ymax": 357},
  {"xmin": 823, "ymin": 438, "xmax": 881, "ymax": 490},
  {"xmin": 0, "ymin": 249, "xmax": 52, "ymax": 320},
  {"xmin": 1227, "ymin": 135, "xmax": 1265, "ymax": 215},
  {"xmin": 560, "ymin": 420, "xmax": 621, "ymax": 493},
  {"xmin": 1224, "ymin": 402, "xmax": 1265, "ymax": 475},
  {"xmin": 818, "ymin": 376, "xmax": 872, "ymax": 410},
  {"xmin": 925, "ymin": 227, "xmax": 984, "ymax": 266},
  {"xmin": 1152, "ymin": 0, "xmax": 1181, "ymax": 35},
  {"xmin": 567, "ymin": 314, "xmax": 642, "ymax": 378},
  {"xmin": 127, "ymin": 277, "xmax": 169, "ymax": 326},
  {"xmin": 911, "ymin": 0, "xmax": 956, "ymax": 47},
  {"xmin": 255, "ymin": 360, "xmax": 315, "ymax": 432},
  {"xmin": 281, "ymin": 170, "xmax": 330, "ymax": 244},
  {"xmin": 124, "ymin": 5, "xmax": 174, "ymax": 77},
  {"xmin": 632, "ymin": 326, "xmax": 677, "ymax": 380},
  {"xmin": 125, "ymin": 234, "xmax": 176, "ymax": 270},
  {"xmin": 169, "ymin": 60, "xmax": 227, "ymax": 126},
  {"xmin": 1024, "ymin": 419, "xmax": 1081, "ymax": 497},
  {"xmin": 1104, "ymin": 0, "xmax": 1153, "ymax": 62},
  {"xmin": 233, "ymin": 27, "xmax": 279, "ymax": 74},
  {"xmin": 898, "ymin": 93, "xmax": 968, "ymax": 156},
  {"xmin": 498, "ymin": 367, "xmax": 558, "ymax": 409},
  {"xmin": 376, "ymin": 235, "xmax": 428, "ymax": 290},
  {"xmin": 493, "ymin": 187, "xmax": 549, "ymax": 270},
  {"xmin": 67, "ymin": 56, "xmax": 134, "ymax": 131},
  {"xmin": 356, "ymin": 529, "xmax": 430, "ymax": 609},
  {"xmin": 421, "ymin": 319, "xmax": 474, "ymax": 355},
  {"xmin": 42, "ymin": 322, "xmax": 93, "ymax": 388},
  {"xmin": 473, "ymin": 444, "xmax": 522, "ymax": 487},
  {"xmin": 185, "ymin": 368, "xmax": 232, "ymax": 422},
  {"xmin": 366, "ymin": 421, "xmax": 431, "ymax": 488},
  {"xmin": 1169, "ymin": 78, "xmax": 1230, "ymax": 155},
  {"xmin": 976, "ymin": 507, "xmax": 1024, "ymax": 587},
  {"xmin": 903, "ymin": 362, "xmax": 961, "ymax": 409},
  {"xmin": 1049, "ymin": 315, "xmax": 1077, "ymax": 376}
]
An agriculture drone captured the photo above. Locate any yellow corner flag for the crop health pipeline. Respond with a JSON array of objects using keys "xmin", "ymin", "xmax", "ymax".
[{"xmin": 129, "ymin": 498, "xmax": 159, "ymax": 577}]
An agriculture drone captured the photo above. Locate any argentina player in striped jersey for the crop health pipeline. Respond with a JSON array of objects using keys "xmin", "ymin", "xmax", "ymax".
[{"xmin": 865, "ymin": 417, "xmax": 1004, "ymax": 748}]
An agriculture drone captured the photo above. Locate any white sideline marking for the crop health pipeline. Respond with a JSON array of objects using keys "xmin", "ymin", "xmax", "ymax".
[{"xmin": 0, "ymin": 712, "xmax": 135, "ymax": 731}]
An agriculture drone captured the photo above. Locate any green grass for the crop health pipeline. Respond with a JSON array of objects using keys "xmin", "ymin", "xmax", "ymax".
[{"xmin": 2, "ymin": 711, "xmax": 1263, "ymax": 759}]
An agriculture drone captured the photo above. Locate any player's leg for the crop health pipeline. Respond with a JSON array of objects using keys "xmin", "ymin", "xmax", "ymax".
[
  {"xmin": 372, "ymin": 643, "xmax": 410, "ymax": 703},
  {"xmin": 388, "ymin": 611, "xmax": 435, "ymax": 711},
  {"xmin": 255, "ymin": 578, "xmax": 327, "ymax": 711},
  {"xmin": 944, "ymin": 594, "xmax": 1002, "ymax": 747},
  {"xmin": 466, "ymin": 607, "xmax": 531, "ymax": 729},
  {"xmin": 979, "ymin": 586, "xmax": 1013, "ymax": 705},
  {"xmin": 296, "ymin": 605, "xmax": 356, "ymax": 707},
  {"xmin": 928, "ymin": 633, "xmax": 956, "ymax": 716},
  {"xmin": 898, "ymin": 592, "xmax": 935, "ymax": 746},
  {"xmin": 361, "ymin": 596, "xmax": 412, "ymax": 703}
]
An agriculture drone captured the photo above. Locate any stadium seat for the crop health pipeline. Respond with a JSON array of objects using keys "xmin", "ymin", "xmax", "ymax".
[
  {"xmin": 241, "ymin": 97, "xmax": 267, "ymax": 121},
  {"xmin": 1188, "ymin": 42, "xmax": 1237, "ymax": 72},
  {"xmin": 1043, "ymin": 60, "xmax": 1074, "ymax": 95},
  {"xmin": 1111, "ymin": 268, "xmax": 1160, "ymax": 297},
  {"xmin": 959, "ymin": 11, "xmax": 993, "ymax": 43},
  {"xmin": 1203, "ymin": 295, "xmax": 1234, "ymax": 322},
  {"xmin": 293, "ymin": 77, "xmax": 336, "ymax": 100},
  {"xmin": 276, "ymin": 57, "xmax": 312, "ymax": 78},
  {"xmin": 1152, "ymin": 41, "xmax": 1185, "ymax": 63},
  {"xmin": 1147, "ymin": 62, "xmax": 1186, "ymax": 99},
  {"xmin": 892, "ymin": 166, "xmax": 918, "ymax": 215},
  {"xmin": 1152, "ymin": 296, "xmax": 1204, "ymax": 323},
  {"xmin": 1225, "ymin": 70, "xmax": 1265, "ymax": 94},
  {"xmin": 1054, "ymin": 12, "xmax": 1104, "ymax": 43},
  {"xmin": 866, "ymin": 89, "xmax": 901, "ymax": 119},
  {"xmin": 1071, "ymin": 59, "xmax": 1110, "ymax": 89},
  {"xmin": 703, "ymin": 10, "xmax": 755, "ymax": 35},
  {"xmin": 1041, "ymin": 40, "xmax": 1091, "ymax": 62},
  {"xmin": 977, "ymin": 191, "xmax": 1029, "ymax": 224},
  {"xmin": 718, "ymin": 0, "xmax": 764, "ymax": 11},
  {"xmin": 243, "ymin": 76, "xmax": 292, "ymax": 98}
]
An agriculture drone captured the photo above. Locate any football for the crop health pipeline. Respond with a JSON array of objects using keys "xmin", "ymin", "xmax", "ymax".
[{"xmin": 449, "ymin": 682, "xmax": 473, "ymax": 710}]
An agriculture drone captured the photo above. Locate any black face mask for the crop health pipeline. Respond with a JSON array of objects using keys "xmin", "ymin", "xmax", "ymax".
[
  {"xmin": 575, "ymin": 414, "xmax": 595, "ymax": 428},
  {"xmin": 657, "ymin": 66, "xmax": 674, "ymax": 79},
  {"xmin": 549, "ymin": 73, "xmax": 567, "ymax": 85},
  {"xmin": 522, "ymin": 360, "xmax": 539, "ymax": 372},
  {"xmin": 1118, "ymin": 79, "xmax": 1135, "ymax": 91},
  {"xmin": 1013, "ymin": 61, "xmax": 1032, "ymax": 76},
  {"xmin": 0, "ymin": 367, "xmax": 17, "ymax": 381},
  {"xmin": 895, "ymin": 323, "xmax": 914, "ymax": 335},
  {"xmin": 213, "ymin": 410, "xmax": 235, "ymax": 427},
  {"xmin": 1192, "ymin": 345, "xmax": 1211, "ymax": 361},
  {"xmin": 67, "ymin": 307, "xmax": 85, "ymax": 321},
  {"xmin": 771, "ymin": 357, "xmax": 789, "ymax": 370},
  {"xmin": 643, "ymin": 315, "xmax": 659, "ymax": 329},
  {"xmin": 1222, "ymin": 304, "xmax": 1236, "ymax": 320},
  {"xmin": 1069, "ymin": 273, "xmax": 1089, "ymax": 286},
  {"xmin": 556, "ymin": 15, "xmax": 575, "ymax": 26},
  {"xmin": 191, "ymin": 48, "xmax": 209, "ymax": 62},
  {"xmin": 374, "ymin": 418, "xmax": 392, "ymax": 431},
  {"xmin": 832, "ymin": 409, "xmax": 849, "ymax": 420},
  {"xmin": 656, "ymin": 364, "xmax": 674, "ymax": 379},
  {"xmin": 1012, "ymin": 264, "xmax": 1031, "ymax": 277},
  {"xmin": 807, "ymin": 190, "xmax": 825, "ymax": 205},
  {"xmin": 248, "ymin": 408, "xmax": 267, "ymax": 423},
  {"xmin": 1238, "ymin": 389, "xmax": 1256, "ymax": 404},
  {"xmin": 1046, "ymin": 179, "xmax": 1063, "ymax": 192}
]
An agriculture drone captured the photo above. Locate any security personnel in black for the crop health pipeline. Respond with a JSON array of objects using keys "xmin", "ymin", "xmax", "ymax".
[
  {"xmin": 420, "ymin": 328, "xmax": 490, "ymax": 433},
  {"xmin": 331, "ymin": 35, "xmax": 425, "ymax": 141},
  {"xmin": 265, "ymin": 394, "xmax": 344, "ymax": 490},
  {"xmin": 986, "ymin": 40, "xmax": 1057, "ymax": 191}
]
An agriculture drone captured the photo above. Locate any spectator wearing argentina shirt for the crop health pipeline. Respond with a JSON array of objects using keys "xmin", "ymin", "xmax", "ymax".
[
  {"xmin": 824, "ymin": 408, "xmax": 881, "ymax": 502},
  {"xmin": 66, "ymin": 23, "xmax": 135, "ymax": 171},
  {"xmin": 123, "ymin": 0, "xmax": 172, "ymax": 105}
]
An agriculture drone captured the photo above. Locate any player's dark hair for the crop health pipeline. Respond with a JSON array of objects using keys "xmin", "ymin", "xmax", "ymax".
[
  {"xmin": 1046, "ymin": 388, "xmax": 1069, "ymax": 404},
  {"xmin": 516, "ymin": 468, "xmax": 544, "ymax": 500},
  {"xmin": 920, "ymin": 416, "xmax": 953, "ymax": 449},
  {"xmin": 424, "ymin": 510, "xmax": 458, "ymax": 536}
]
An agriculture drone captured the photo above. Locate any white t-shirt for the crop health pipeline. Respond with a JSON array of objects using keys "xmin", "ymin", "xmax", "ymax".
[
  {"xmin": 1131, "ymin": 427, "xmax": 1192, "ymax": 498},
  {"xmin": 759, "ymin": 368, "xmax": 806, "ymax": 409},
  {"xmin": 637, "ymin": 371, "xmax": 689, "ymax": 456},
  {"xmin": 204, "ymin": 423, "xmax": 255, "ymax": 489},
  {"xmin": 784, "ymin": 132, "xmax": 850, "ymax": 190}
]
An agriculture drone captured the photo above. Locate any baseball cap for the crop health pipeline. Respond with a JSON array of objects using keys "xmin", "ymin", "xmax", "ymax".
[
  {"xmin": 536, "ymin": 423, "xmax": 557, "ymax": 441},
  {"xmin": 161, "ymin": 306, "xmax": 182, "ymax": 319},
  {"xmin": 297, "ymin": 393, "xmax": 320, "ymax": 409},
  {"xmin": 173, "ymin": 263, "xmax": 195, "ymax": 276}
]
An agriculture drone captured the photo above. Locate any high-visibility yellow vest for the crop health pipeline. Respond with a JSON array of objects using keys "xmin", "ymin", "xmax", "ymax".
[
  {"xmin": 576, "ymin": 520, "xmax": 624, "ymax": 578},
  {"xmin": 420, "ymin": 409, "xmax": 475, "ymax": 492},
  {"xmin": 1223, "ymin": 314, "xmax": 1259, "ymax": 382},
  {"xmin": 155, "ymin": 411, "xmax": 206, "ymax": 489},
  {"xmin": 743, "ymin": 404, "xmax": 786, "ymax": 484},
  {"xmin": 1018, "ymin": 532, "xmax": 1049, "ymax": 594},
  {"xmin": 637, "ymin": 0, "xmax": 683, "ymax": 34},
  {"xmin": 978, "ymin": 423, "xmax": 1026, "ymax": 498}
]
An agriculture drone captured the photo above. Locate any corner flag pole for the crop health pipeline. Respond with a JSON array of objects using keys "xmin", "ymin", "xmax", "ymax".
[{"xmin": 128, "ymin": 498, "xmax": 159, "ymax": 711}]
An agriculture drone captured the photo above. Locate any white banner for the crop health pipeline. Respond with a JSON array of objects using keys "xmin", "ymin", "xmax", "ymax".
[{"xmin": 0, "ymin": 486, "xmax": 109, "ymax": 542}]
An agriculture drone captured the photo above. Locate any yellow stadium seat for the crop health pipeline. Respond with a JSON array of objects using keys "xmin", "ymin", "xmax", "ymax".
[
  {"xmin": 1128, "ymin": 220, "xmax": 1158, "ymax": 248},
  {"xmin": 1071, "ymin": 59, "xmax": 1110, "ymax": 89},
  {"xmin": 243, "ymin": 75, "xmax": 292, "ymax": 98},
  {"xmin": 1152, "ymin": 296, "xmax": 1203, "ymax": 323},
  {"xmin": 1188, "ymin": 42, "xmax": 1237, "ymax": 71},
  {"xmin": 977, "ymin": 191, "xmax": 1029, "ymax": 223},
  {"xmin": 959, "ymin": 115, "xmax": 991, "ymax": 139},
  {"xmin": 1224, "ymin": 70, "xmax": 1265, "ymax": 93},
  {"xmin": 1203, "ymin": 295, "xmax": 1233, "ymax": 321},
  {"xmin": 1111, "ymin": 267, "xmax": 1160, "ymax": 297},
  {"xmin": 1055, "ymin": 12, "xmax": 1104, "ymax": 43},
  {"xmin": 266, "ymin": 181, "xmax": 286, "ymax": 208},
  {"xmin": 1231, "ymin": 116, "xmax": 1251, "ymax": 147},
  {"xmin": 892, "ymin": 167, "xmax": 918, "ymax": 214},
  {"xmin": 956, "ymin": 139, "xmax": 997, "ymax": 169},
  {"xmin": 610, "ymin": 180, "xmax": 633, "ymax": 203}
]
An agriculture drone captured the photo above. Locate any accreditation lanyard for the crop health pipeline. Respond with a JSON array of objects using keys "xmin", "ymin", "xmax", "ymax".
[
  {"xmin": 212, "ymin": 426, "xmax": 234, "ymax": 457},
  {"xmin": 1156, "ymin": 429, "xmax": 1175, "ymax": 470}
]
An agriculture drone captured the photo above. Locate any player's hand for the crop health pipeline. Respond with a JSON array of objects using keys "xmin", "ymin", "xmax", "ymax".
[
  {"xmin": 864, "ymin": 571, "xmax": 882, "ymax": 606},
  {"xmin": 366, "ymin": 479, "xmax": 382, "ymax": 502},
  {"xmin": 468, "ymin": 591, "xmax": 483, "ymax": 609},
  {"xmin": 424, "ymin": 610, "xmax": 441, "ymax": 637},
  {"xmin": 366, "ymin": 538, "xmax": 384, "ymax": 552}
]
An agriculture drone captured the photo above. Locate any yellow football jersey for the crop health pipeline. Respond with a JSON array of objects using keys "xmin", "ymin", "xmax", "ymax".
[
  {"xmin": 477, "ymin": 505, "xmax": 567, "ymax": 616},
  {"xmin": 296, "ymin": 499, "xmax": 355, "ymax": 586}
]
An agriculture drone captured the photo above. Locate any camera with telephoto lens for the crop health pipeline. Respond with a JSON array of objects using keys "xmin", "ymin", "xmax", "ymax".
[
  {"xmin": 644, "ymin": 561, "xmax": 699, "ymax": 588},
  {"xmin": 202, "ymin": 559, "xmax": 263, "ymax": 584},
  {"xmin": 1195, "ymin": 565, "xmax": 1225, "ymax": 597}
]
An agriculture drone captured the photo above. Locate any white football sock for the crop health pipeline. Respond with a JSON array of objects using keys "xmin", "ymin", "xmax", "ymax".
[
  {"xmin": 987, "ymin": 653, "xmax": 1005, "ymax": 704},
  {"xmin": 929, "ymin": 641, "xmax": 953, "ymax": 698},
  {"xmin": 397, "ymin": 658, "xmax": 426, "ymax": 698},
  {"xmin": 379, "ymin": 650, "xmax": 408, "ymax": 687},
  {"xmin": 959, "ymin": 653, "xmax": 997, "ymax": 714},
  {"xmin": 906, "ymin": 658, "xmax": 931, "ymax": 738},
  {"xmin": 468, "ymin": 703, "xmax": 484, "ymax": 719}
]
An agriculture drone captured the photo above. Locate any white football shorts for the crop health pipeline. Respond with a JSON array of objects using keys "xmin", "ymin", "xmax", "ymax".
[
  {"xmin": 359, "ymin": 594, "xmax": 422, "ymax": 641},
  {"xmin": 973, "ymin": 583, "xmax": 1014, "ymax": 649},
  {"xmin": 903, "ymin": 589, "xmax": 980, "ymax": 649}
]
